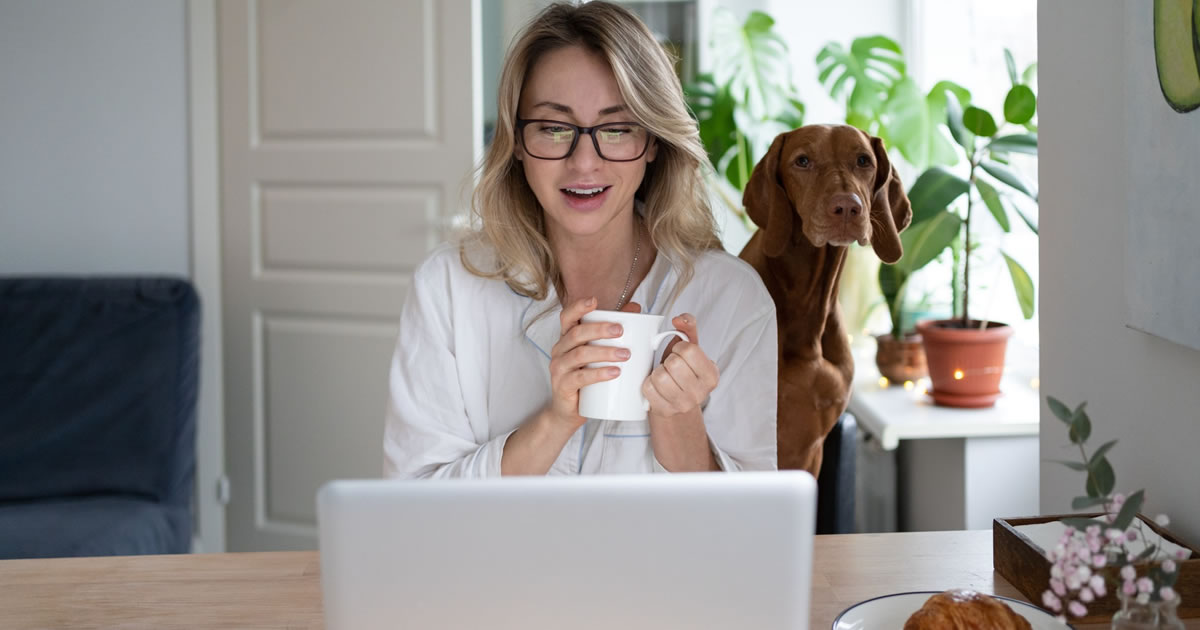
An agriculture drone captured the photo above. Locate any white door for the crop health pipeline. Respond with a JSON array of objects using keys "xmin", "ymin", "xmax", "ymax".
[{"xmin": 218, "ymin": 0, "xmax": 480, "ymax": 551}]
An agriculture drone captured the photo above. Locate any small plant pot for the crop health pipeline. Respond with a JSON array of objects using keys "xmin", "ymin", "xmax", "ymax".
[
  {"xmin": 916, "ymin": 319, "xmax": 1014, "ymax": 408},
  {"xmin": 874, "ymin": 333, "xmax": 928, "ymax": 383}
]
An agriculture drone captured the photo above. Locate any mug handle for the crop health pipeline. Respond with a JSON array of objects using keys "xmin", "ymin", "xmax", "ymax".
[{"xmin": 643, "ymin": 331, "xmax": 690, "ymax": 412}]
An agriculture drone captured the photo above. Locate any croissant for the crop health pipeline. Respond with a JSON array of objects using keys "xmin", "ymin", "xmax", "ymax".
[{"xmin": 903, "ymin": 589, "xmax": 1033, "ymax": 630}]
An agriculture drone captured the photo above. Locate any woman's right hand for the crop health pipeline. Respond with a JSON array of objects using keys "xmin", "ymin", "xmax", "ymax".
[{"xmin": 546, "ymin": 297, "xmax": 630, "ymax": 429}]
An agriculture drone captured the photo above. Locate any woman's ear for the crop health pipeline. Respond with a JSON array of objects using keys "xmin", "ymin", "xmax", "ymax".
[{"xmin": 645, "ymin": 137, "xmax": 658, "ymax": 164}]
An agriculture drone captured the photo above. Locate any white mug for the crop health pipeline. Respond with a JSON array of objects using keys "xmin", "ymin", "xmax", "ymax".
[{"xmin": 577, "ymin": 310, "xmax": 689, "ymax": 421}]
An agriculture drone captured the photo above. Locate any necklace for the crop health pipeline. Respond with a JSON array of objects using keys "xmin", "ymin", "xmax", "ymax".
[{"xmin": 613, "ymin": 223, "xmax": 641, "ymax": 311}]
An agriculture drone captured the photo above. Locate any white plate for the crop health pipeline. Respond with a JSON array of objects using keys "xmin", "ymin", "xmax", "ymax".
[{"xmin": 832, "ymin": 591, "xmax": 1074, "ymax": 629}]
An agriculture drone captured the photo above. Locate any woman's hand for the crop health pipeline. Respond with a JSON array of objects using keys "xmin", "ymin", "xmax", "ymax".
[
  {"xmin": 546, "ymin": 297, "xmax": 631, "ymax": 429},
  {"xmin": 642, "ymin": 313, "xmax": 719, "ymax": 418}
]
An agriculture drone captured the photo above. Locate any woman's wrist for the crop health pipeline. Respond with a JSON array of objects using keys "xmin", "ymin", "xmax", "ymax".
[
  {"xmin": 501, "ymin": 407, "xmax": 582, "ymax": 475},
  {"xmin": 648, "ymin": 407, "xmax": 719, "ymax": 472}
]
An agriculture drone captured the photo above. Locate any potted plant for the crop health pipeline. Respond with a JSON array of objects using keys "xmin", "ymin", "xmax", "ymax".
[{"xmin": 912, "ymin": 51, "xmax": 1039, "ymax": 407}]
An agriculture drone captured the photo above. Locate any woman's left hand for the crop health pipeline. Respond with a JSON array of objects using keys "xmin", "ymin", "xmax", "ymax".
[{"xmin": 642, "ymin": 313, "xmax": 719, "ymax": 418}]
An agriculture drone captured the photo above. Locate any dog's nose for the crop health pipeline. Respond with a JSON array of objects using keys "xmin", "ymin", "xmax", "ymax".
[{"xmin": 829, "ymin": 193, "xmax": 863, "ymax": 219}]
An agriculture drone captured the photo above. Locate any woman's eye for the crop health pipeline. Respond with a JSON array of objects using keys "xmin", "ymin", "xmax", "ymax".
[
  {"xmin": 857, "ymin": 155, "xmax": 871, "ymax": 167},
  {"xmin": 796, "ymin": 156, "xmax": 810, "ymax": 168}
]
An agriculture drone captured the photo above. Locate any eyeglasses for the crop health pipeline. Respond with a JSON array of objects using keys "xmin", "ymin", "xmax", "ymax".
[{"xmin": 516, "ymin": 118, "xmax": 652, "ymax": 162}]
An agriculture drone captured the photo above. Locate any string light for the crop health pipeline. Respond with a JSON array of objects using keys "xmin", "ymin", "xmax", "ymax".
[
  {"xmin": 903, "ymin": 380, "xmax": 914, "ymax": 391},
  {"xmin": 878, "ymin": 376, "xmax": 890, "ymax": 388},
  {"xmin": 953, "ymin": 369, "xmax": 965, "ymax": 380}
]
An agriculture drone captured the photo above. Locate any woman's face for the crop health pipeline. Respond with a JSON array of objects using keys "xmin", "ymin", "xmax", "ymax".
[{"xmin": 516, "ymin": 45, "xmax": 657, "ymax": 243}]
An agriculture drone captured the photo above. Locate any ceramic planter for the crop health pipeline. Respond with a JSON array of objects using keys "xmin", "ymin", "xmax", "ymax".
[
  {"xmin": 916, "ymin": 319, "xmax": 1014, "ymax": 408},
  {"xmin": 874, "ymin": 333, "xmax": 928, "ymax": 383}
]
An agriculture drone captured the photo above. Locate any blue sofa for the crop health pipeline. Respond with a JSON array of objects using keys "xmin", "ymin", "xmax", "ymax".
[{"xmin": 0, "ymin": 277, "xmax": 198, "ymax": 559}]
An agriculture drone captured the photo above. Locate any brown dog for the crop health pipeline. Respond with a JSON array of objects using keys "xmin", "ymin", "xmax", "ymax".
[{"xmin": 739, "ymin": 125, "xmax": 911, "ymax": 474}]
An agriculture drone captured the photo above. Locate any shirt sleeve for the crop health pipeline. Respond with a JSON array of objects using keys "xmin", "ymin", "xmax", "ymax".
[
  {"xmin": 703, "ymin": 297, "xmax": 778, "ymax": 472},
  {"xmin": 382, "ymin": 251, "xmax": 510, "ymax": 479}
]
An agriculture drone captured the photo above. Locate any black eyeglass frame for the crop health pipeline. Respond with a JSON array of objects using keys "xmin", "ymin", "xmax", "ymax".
[{"xmin": 515, "ymin": 118, "xmax": 653, "ymax": 162}]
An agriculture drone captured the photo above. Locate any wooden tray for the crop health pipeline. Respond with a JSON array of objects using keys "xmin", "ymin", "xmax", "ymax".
[{"xmin": 994, "ymin": 514, "xmax": 1200, "ymax": 625}]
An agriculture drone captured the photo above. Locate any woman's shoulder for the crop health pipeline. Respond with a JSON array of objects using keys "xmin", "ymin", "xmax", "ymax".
[
  {"xmin": 675, "ymin": 247, "xmax": 775, "ymax": 318},
  {"xmin": 413, "ymin": 236, "xmax": 501, "ymax": 288}
]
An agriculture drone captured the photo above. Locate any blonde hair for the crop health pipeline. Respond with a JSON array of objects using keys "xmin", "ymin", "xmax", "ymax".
[{"xmin": 462, "ymin": 0, "xmax": 721, "ymax": 304}]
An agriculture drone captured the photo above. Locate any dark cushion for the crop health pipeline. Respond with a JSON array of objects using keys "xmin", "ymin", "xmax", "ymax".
[
  {"xmin": 0, "ymin": 495, "xmax": 188, "ymax": 559},
  {"xmin": 0, "ymin": 277, "xmax": 198, "ymax": 508}
]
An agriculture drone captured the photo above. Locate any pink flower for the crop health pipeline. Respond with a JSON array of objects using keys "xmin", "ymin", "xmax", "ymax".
[
  {"xmin": 1106, "ymin": 528, "xmax": 1124, "ymax": 542},
  {"xmin": 1075, "ymin": 565, "xmax": 1092, "ymax": 582},
  {"xmin": 1160, "ymin": 586, "xmax": 1177, "ymax": 601},
  {"xmin": 1120, "ymin": 564, "xmax": 1137, "ymax": 581},
  {"xmin": 1111, "ymin": 493, "xmax": 1126, "ymax": 508},
  {"xmin": 1050, "ymin": 578, "xmax": 1066, "ymax": 597},
  {"xmin": 1068, "ymin": 600, "xmax": 1088, "ymax": 618},
  {"xmin": 1175, "ymin": 549, "xmax": 1190, "ymax": 560},
  {"xmin": 1126, "ymin": 529, "xmax": 1138, "ymax": 543},
  {"xmin": 1050, "ymin": 564, "xmax": 1064, "ymax": 579},
  {"xmin": 1042, "ymin": 590, "xmax": 1062, "ymax": 612},
  {"xmin": 1066, "ymin": 575, "xmax": 1081, "ymax": 590},
  {"xmin": 1079, "ymin": 587, "xmax": 1095, "ymax": 603},
  {"xmin": 1092, "ymin": 554, "xmax": 1107, "ymax": 568},
  {"xmin": 1086, "ymin": 524, "xmax": 1101, "ymax": 538},
  {"xmin": 1123, "ymin": 580, "xmax": 1137, "ymax": 596},
  {"xmin": 1090, "ymin": 575, "xmax": 1106, "ymax": 597},
  {"xmin": 1136, "ymin": 577, "xmax": 1153, "ymax": 594},
  {"xmin": 1163, "ymin": 559, "xmax": 1177, "ymax": 573}
]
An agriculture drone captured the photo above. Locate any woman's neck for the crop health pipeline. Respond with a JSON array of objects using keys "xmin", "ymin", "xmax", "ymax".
[{"xmin": 551, "ymin": 214, "xmax": 654, "ymax": 310}]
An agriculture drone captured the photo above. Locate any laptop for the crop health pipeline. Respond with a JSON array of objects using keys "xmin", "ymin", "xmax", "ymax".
[{"xmin": 317, "ymin": 471, "xmax": 816, "ymax": 630}]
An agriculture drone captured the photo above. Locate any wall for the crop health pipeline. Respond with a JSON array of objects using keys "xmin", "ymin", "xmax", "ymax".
[
  {"xmin": 1039, "ymin": 0, "xmax": 1200, "ymax": 542},
  {"xmin": 0, "ymin": 0, "xmax": 189, "ymax": 276}
]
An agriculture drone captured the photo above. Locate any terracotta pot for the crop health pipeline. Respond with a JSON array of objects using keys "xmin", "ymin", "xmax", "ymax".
[
  {"xmin": 874, "ymin": 333, "xmax": 928, "ymax": 383},
  {"xmin": 916, "ymin": 319, "xmax": 1014, "ymax": 408}
]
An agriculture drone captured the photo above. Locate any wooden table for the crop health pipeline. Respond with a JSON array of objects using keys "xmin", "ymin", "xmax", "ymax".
[{"xmin": 1, "ymin": 530, "xmax": 1193, "ymax": 629}]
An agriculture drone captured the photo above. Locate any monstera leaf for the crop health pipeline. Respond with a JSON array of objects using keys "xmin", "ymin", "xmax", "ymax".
[
  {"xmin": 817, "ymin": 35, "xmax": 905, "ymax": 127},
  {"xmin": 710, "ymin": 9, "xmax": 795, "ymax": 121}
]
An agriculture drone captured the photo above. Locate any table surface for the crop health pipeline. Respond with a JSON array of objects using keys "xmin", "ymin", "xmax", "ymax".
[
  {"xmin": 3, "ymin": 530, "xmax": 1185, "ymax": 629},
  {"xmin": 848, "ymin": 352, "xmax": 1041, "ymax": 449}
]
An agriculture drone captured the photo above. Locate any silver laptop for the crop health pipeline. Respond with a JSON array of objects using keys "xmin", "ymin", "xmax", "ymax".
[{"xmin": 317, "ymin": 471, "xmax": 816, "ymax": 630}]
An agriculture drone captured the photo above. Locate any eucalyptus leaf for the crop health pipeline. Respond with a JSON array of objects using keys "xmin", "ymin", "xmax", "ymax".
[
  {"xmin": 1072, "ymin": 495, "xmax": 1111, "ymax": 510},
  {"xmin": 907, "ymin": 167, "xmax": 969, "ymax": 224},
  {"xmin": 1089, "ymin": 439, "xmax": 1119, "ymax": 466},
  {"xmin": 976, "ymin": 178, "xmax": 1010, "ymax": 232},
  {"xmin": 1005, "ymin": 49, "xmax": 1019, "ymax": 86},
  {"xmin": 1001, "ymin": 252, "xmax": 1035, "ymax": 319},
  {"xmin": 1111, "ymin": 489, "xmax": 1145, "ymax": 532},
  {"xmin": 1138, "ymin": 544, "xmax": 1160, "ymax": 562},
  {"xmin": 981, "ymin": 160, "xmax": 1038, "ymax": 201},
  {"xmin": 1051, "ymin": 460, "xmax": 1090, "ymax": 472},
  {"xmin": 1070, "ymin": 409, "xmax": 1093, "ymax": 444},
  {"xmin": 1048, "ymin": 397, "xmax": 1074, "ymax": 423},
  {"xmin": 1086, "ymin": 457, "xmax": 1115, "ymax": 497},
  {"xmin": 962, "ymin": 106, "xmax": 998, "ymax": 137},
  {"xmin": 1004, "ymin": 85, "xmax": 1037, "ymax": 125}
]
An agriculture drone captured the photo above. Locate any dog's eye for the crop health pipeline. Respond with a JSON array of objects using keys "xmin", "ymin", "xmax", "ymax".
[
  {"xmin": 857, "ymin": 154, "xmax": 871, "ymax": 167},
  {"xmin": 795, "ymin": 155, "xmax": 811, "ymax": 168}
]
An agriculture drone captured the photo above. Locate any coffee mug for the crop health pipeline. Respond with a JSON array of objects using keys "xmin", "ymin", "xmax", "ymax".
[{"xmin": 577, "ymin": 310, "xmax": 689, "ymax": 421}]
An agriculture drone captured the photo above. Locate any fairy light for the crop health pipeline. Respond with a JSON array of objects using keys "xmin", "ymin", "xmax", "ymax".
[
  {"xmin": 878, "ymin": 376, "xmax": 890, "ymax": 388},
  {"xmin": 1030, "ymin": 377, "xmax": 1040, "ymax": 390},
  {"xmin": 917, "ymin": 380, "xmax": 930, "ymax": 395},
  {"xmin": 953, "ymin": 369, "xmax": 965, "ymax": 380},
  {"xmin": 903, "ymin": 380, "xmax": 914, "ymax": 391}
]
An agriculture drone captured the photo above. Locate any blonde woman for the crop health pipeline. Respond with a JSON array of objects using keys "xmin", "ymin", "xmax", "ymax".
[{"xmin": 384, "ymin": 1, "xmax": 776, "ymax": 477}]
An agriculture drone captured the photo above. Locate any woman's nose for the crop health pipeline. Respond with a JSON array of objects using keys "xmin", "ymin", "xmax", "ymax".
[{"xmin": 567, "ymin": 134, "xmax": 603, "ymax": 170}]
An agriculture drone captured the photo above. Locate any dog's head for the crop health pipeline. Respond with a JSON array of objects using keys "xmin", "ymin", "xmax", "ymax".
[{"xmin": 742, "ymin": 124, "xmax": 911, "ymax": 262}]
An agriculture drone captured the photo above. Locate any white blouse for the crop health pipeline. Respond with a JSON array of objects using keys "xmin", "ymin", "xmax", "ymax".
[{"xmin": 383, "ymin": 239, "xmax": 778, "ymax": 477}]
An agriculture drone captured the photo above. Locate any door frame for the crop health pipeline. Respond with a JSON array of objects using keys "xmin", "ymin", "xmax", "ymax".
[{"xmin": 187, "ymin": 0, "xmax": 227, "ymax": 553}]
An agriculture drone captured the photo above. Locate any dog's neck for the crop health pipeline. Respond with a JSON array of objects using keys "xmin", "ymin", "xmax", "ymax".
[{"xmin": 765, "ymin": 234, "xmax": 848, "ymax": 360}]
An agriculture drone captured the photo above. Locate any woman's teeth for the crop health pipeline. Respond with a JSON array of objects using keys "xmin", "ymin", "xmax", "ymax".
[{"xmin": 564, "ymin": 186, "xmax": 607, "ymax": 197}]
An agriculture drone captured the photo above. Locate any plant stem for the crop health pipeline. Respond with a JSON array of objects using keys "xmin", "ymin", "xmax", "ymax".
[
  {"xmin": 963, "ymin": 155, "xmax": 978, "ymax": 327},
  {"xmin": 736, "ymin": 130, "xmax": 750, "ymax": 193}
]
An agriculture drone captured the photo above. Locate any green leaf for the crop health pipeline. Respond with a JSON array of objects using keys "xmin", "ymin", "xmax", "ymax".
[
  {"xmin": 988, "ymin": 134, "xmax": 1038, "ymax": 156},
  {"xmin": 1070, "ymin": 408, "xmax": 1093, "ymax": 444},
  {"xmin": 1111, "ymin": 490, "xmax": 1145, "ymax": 532},
  {"xmin": 710, "ymin": 9, "xmax": 795, "ymax": 121},
  {"xmin": 1051, "ymin": 459, "xmax": 1090, "ymax": 472},
  {"xmin": 944, "ymin": 93, "xmax": 974, "ymax": 150},
  {"xmin": 907, "ymin": 167, "xmax": 969, "ymax": 224},
  {"xmin": 1138, "ymin": 544, "xmax": 1160, "ymax": 562},
  {"xmin": 816, "ymin": 35, "xmax": 905, "ymax": 123},
  {"xmin": 980, "ymin": 160, "xmax": 1038, "ymax": 201},
  {"xmin": 1003, "ymin": 85, "xmax": 1037, "ymax": 125},
  {"xmin": 1022, "ymin": 62, "xmax": 1038, "ymax": 86},
  {"xmin": 1047, "ymin": 397, "xmax": 1074, "ymax": 423},
  {"xmin": 1001, "ymin": 252, "xmax": 1035, "ymax": 319},
  {"xmin": 881, "ymin": 77, "xmax": 936, "ymax": 169},
  {"xmin": 897, "ymin": 210, "xmax": 962, "ymax": 274},
  {"xmin": 1072, "ymin": 495, "xmax": 1111, "ymax": 510},
  {"xmin": 962, "ymin": 106, "xmax": 998, "ymax": 137},
  {"xmin": 976, "ymin": 178, "xmax": 1010, "ymax": 232},
  {"xmin": 1086, "ymin": 457, "xmax": 1115, "ymax": 498},
  {"xmin": 1013, "ymin": 204, "xmax": 1039, "ymax": 235},
  {"xmin": 1089, "ymin": 439, "xmax": 1119, "ymax": 466},
  {"xmin": 1004, "ymin": 49, "xmax": 1019, "ymax": 86}
]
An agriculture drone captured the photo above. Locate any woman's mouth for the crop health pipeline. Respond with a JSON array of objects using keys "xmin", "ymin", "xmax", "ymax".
[{"xmin": 560, "ymin": 185, "xmax": 612, "ymax": 210}]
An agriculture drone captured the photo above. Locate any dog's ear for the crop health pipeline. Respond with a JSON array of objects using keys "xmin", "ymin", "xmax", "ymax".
[
  {"xmin": 743, "ymin": 132, "xmax": 793, "ymax": 258},
  {"xmin": 868, "ymin": 135, "xmax": 911, "ymax": 264}
]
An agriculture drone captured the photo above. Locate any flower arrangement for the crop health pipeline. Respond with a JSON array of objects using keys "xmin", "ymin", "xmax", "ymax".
[{"xmin": 1043, "ymin": 396, "xmax": 1185, "ymax": 623}]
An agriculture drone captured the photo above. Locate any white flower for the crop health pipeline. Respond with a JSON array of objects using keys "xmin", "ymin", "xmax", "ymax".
[
  {"xmin": 1155, "ymin": 514, "xmax": 1170, "ymax": 527},
  {"xmin": 1136, "ymin": 577, "xmax": 1153, "ymax": 594},
  {"xmin": 1086, "ymin": 524, "xmax": 1101, "ymax": 538},
  {"xmin": 1066, "ymin": 575, "xmax": 1081, "ymax": 590},
  {"xmin": 1075, "ymin": 565, "xmax": 1092, "ymax": 582},
  {"xmin": 1106, "ymin": 528, "xmax": 1125, "ymax": 542},
  {"xmin": 1042, "ymin": 590, "xmax": 1062, "ymax": 612},
  {"xmin": 1120, "ymin": 564, "xmax": 1137, "ymax": 581},
  {"xmin": 1161, "ymin": 586, "xmax": 1177, "ymax": 601},
  {"xmin": 1068, "ymin": 600, "xmax": 1088, "ymax": 618},
  {"xmin": 1050, "ymin": 564, "xmax": 1064, "ymax": 579},
  {"xmin": 1079, "ymin": 587, "xmax": 1095, "ymax": 603},
  {"xmin": 1136, "ymin": 592, "xmax": 1151, "ymax": 605},
  {"xmin": 1089, "ymin": 574, "xmax": 1106, "ymax": 597},
  {"xmin": 1163, "ymin": 559, "xmax": 1177, "ymax": 573}
]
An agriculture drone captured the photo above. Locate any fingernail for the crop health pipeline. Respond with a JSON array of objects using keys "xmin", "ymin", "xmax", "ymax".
[
  {"xmin": 609, "ymin": 324, "xmax": 622, "ymax": 335},
  {"xmin": 607, "ymin": 367, "xmax": 620, "ymax": 377},
  {"xmin": 587, "ymin": 297, "xmax": 596, "ymax": 306},
  {"xmin": 616, "ymin": 349, "xmax": 631, "ymax": 359}
]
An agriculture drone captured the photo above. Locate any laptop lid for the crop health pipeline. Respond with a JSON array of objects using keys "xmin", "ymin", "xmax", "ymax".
[{"xmin": 317, "ymin": 471, "xmax": 815, "ymax": 630}]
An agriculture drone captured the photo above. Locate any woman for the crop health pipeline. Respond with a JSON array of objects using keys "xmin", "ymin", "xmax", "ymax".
[{"xmin": 383, "ymin": 1, "xmax": 776, "ymax": 477}]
